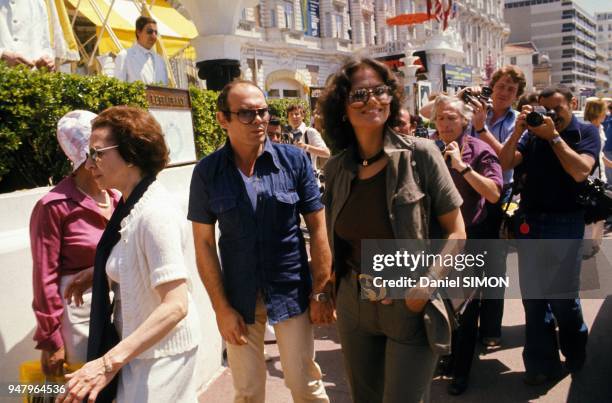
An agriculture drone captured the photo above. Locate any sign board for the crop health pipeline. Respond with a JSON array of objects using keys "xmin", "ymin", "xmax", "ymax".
[
  {"xmin": 146, "ymin": 86, "xmax": 197, "ymax": 166},
  {"xmin": 417, "ymin": 81, "xmax": 432, "ymax": 112},
  {"xmin": 443, "ymin": 64, "xmax": 472, "ymax": 90},
  {"xmin": 303, "ymin": 0, "xmax": 320, "ymax": 37},
  {"xmin": 309, "ymin": 86, "xmax": 325, "ymax": 114},
  {"xmin": 376, "ymin": 54, "xmax": 406, "ymax": 72}
]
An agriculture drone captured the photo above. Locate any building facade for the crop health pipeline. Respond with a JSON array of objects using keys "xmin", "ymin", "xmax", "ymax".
[
  {"xmin": 230, "ymin": 0, "xmax": 509, "ymax": 103},
  {"xmin": 504, "ymin": 0, "xmax": 598, "ymax": 96},
  {"xmin": 596, "ymin": 11, "xmax": 612, "ymax": 97}
]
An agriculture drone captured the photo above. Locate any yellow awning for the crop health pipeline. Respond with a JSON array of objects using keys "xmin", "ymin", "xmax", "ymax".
[{"xmin": 65, "ymin": 0, "xmax": 197, "ymax": 58}]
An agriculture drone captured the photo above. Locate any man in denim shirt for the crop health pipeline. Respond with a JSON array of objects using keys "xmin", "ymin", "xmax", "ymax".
[{"xmin": 188, "ymin": 80, "xmax": 333, "ymax": 403}]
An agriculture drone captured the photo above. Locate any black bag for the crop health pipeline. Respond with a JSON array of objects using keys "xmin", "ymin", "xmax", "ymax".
[{"xmin": 577, "ymin": 177, "xmax": 612, "ymax": 224}]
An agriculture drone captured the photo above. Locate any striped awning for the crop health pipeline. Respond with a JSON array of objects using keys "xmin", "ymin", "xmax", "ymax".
[{"xmin": 65, "ymin": 0, "xmax": 198, "ymax": 58}]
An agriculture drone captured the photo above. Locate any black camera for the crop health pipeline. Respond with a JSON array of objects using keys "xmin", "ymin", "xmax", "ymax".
[
  {"xmin": 414, "ymin": 117, "xmax": 429, "ymax": 138},
  {"xmin": 434, "ymin": 139, "xmax": 447, "ymax": 154},
  {"xmin": 461, "ymin": 86, "xmax": 493, "ymax": 108},
  {"xmin": 526, "ymin": 106, "xmax": 557, "ymax": 127}
]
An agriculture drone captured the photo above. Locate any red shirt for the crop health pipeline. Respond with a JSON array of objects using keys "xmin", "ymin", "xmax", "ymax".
[{"xmin": 29, "ymin": 176, "xmax": 119, "ymax": 351}]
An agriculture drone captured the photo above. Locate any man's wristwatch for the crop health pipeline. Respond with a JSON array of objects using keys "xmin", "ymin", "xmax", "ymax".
[
  {"xmin": 476, "ymin": 126, "xmax": 487, "ymax": 134},
  {"xmin": 310, "ymin": 292, "xmax": 330, "ymax": 303},
  {"xmin": 550, "ymin": 134, "xmax": 563, "ymax": 146}
]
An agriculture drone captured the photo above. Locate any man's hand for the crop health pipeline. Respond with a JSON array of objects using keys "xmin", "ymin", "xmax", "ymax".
[
  {"xmin": 64, "ymin": 267, "xmax": 94, "ymax": 306},
  {"xmin": 35, "ymin": 55, "xmax": 55, "ymax": 71},
  {"xmin": 471, "ymin": 100, "xmax": 488, "ymax": 132},
  {"xmin": 215, "ymin": 306, "xmax": 248, "ymax": 345},
  {"xmin": 529, "ymin": 115, "xmax": 557, "ymax": 141},
  {"xmin": 1, "ymin": 50, "xmax": 34, "ymax": 67},
  {"xmin": 444, "ymin": 141, "xmax": 466, "ymax": 172},
  {"xmin": 41, "ymin": 346, "xmax": 65, "ymax": 377},
  {"xmin": 309, "ymin": 299, "xmax": 336, "ymax": 325}
]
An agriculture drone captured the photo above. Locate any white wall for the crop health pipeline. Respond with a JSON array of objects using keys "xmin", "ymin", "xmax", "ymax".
[{"xmin": 0, "ymin": 164, "xmax": 223, "ymax": 393}]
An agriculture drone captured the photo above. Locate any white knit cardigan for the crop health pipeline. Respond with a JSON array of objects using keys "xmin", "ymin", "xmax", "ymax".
[{"xmin": 108, "ymin": 181, "xmax": 200, "ymax": 359}]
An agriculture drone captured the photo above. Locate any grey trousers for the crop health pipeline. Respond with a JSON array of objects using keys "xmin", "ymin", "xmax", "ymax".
[{"xmin": 336, "ymin": 274, "xmax": 437, "ymax": 403}]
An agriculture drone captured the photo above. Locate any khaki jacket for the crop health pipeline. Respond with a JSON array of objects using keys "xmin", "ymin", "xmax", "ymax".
[{"xmin": 322, "ymin": 128, "xmax": 463, "ymax": 355}]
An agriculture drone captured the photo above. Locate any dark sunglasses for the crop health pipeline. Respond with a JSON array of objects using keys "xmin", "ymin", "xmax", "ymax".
[
  {"xmin": 348, "ymin": 85, "xmax": 392, "ymax": 108},
  {"xmin": 88, "ymin": 145, "xmax": 119, "ymax": 162},
  {"xmin": 146, "ymin": 28, "xmax": 158, "ymax": 35},
  {"xmin": 225, "ymin": 108, "xmax": 270, "ymax": 124}
]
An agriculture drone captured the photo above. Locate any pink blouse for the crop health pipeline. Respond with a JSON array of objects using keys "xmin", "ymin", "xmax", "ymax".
[{"xmin": 29, "ymin": 176, "xmax": 119, "ymax": 351}]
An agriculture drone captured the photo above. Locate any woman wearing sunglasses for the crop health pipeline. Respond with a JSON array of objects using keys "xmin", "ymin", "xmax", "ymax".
[
  {"xmin": 30, "ymin": 110, "xmax": 120, "ymax": 378},
  {"xmin": 57, "ymin": 106, "xmax": 200, "ymax": 403},
  {"xmin": 319, "ymin": 58, "xmax": 466, "ymax": 402}
]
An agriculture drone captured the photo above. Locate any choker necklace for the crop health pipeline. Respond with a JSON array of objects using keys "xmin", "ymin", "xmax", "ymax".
[
  {"xmin": 77, "ymin": 186, "xmax": 110, "ymax": 208},
  {"xmin": 356, "ymin": 149, "xmax": 385, "ymax": 167}
]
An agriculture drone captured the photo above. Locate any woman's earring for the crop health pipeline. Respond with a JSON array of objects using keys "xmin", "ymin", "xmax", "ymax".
[{"xmin": 342, "ymin": 115, "xmax": 347, "ymax": 122}]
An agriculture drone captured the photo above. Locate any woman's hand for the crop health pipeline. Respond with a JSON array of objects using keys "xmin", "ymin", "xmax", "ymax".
[
  {"xmin": 41, "ymin": 346, "xmax": 65, "ymax": 377},
  {"xmin": 404, "ymin": 286, "xmax": 430, "ymax": 313},
  {"xmin": 64, "ymin": 267, "xmax": 94, "ymax": 306},
  {"xmin": 56, "ymin": 357, "xmax": 118, "ymax": 403},
  {"xmin": 444, "ymin": 141, "xmax": 466, "ymax": 172}
]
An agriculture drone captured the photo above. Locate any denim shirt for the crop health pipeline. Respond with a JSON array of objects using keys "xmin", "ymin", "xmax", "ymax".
[
  {"xmin": 188, "ymin": 139, "xmax": 323, "ymax": 324},
  {"xmin": 471, "ymin": 107, "xmax": 518, "ymax": 185}
]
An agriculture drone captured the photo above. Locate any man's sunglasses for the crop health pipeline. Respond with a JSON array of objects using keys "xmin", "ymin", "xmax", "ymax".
[
  {"xmin": 224, "ymin": 108, "xmax": 270, "ymax": 124},
  {"xmin": 88, "ymin": 145, "xmax": 119, "ymax": 162},
  {"xmin": 348, "ymin": 85, "xmax": 392, "ymax": 108},
  {"xmin": 146, "ymin": 28, "xmax": 158, "ymax": 35}
]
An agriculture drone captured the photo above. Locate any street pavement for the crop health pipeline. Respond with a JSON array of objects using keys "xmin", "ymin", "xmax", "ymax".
[{"xmin": 199, "ymin": 250, "xmax": 612, "ymax": 403}]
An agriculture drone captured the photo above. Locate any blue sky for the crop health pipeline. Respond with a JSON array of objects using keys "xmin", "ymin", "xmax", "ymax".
[{"xmin": 574, "ymin": 0, "xmax": 608, "ymax": 15}]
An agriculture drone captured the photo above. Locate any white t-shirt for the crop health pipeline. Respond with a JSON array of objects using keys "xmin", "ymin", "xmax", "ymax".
[{"xmin": 295, "ymin": 122, "xmax": 328, "ymax": 169}]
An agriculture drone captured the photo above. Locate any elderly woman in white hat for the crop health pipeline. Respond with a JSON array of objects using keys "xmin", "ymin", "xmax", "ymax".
[{"xmin": 29, "ymin": 110, "xmax": 120, "ymax": 377}]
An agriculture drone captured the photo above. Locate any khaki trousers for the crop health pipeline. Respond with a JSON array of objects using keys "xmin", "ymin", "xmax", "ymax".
[{"xmin": 226, "ymin": 298, "xmax": 329, "ymax": 403}]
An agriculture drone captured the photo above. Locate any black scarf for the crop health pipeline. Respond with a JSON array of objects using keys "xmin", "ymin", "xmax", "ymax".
[{"xmin": 87, "ymin": 176, "xmax": 155, "ymax": 402}]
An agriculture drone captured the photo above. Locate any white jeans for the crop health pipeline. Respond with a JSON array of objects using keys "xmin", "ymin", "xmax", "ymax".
[{"xmin": 226, "ymin": 297, "xmax": 329, "ymax": 403}]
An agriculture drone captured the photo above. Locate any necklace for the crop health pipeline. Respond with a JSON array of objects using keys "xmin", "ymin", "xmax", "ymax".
[
  {"xmin": 356, "ymin": 149, "xmax": 385, "ymax": 167},
  {"xmin": 76, "ymin": 186, "xmax": 110, "ymax": 208}
]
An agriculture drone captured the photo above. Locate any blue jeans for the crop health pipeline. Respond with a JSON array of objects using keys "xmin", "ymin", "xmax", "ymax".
[{"xmin": 515, "ymin": 211, "xmax": 589, "ymax": 375}]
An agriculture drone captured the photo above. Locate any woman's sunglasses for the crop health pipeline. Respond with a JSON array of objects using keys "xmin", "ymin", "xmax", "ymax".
[
  {"xmin": 88, "ymin": 145, "xmax": 119, "ymax": 162},
  {"xmin": 348, "ymin": 85, "xmax": 392, "ymax": 108}
]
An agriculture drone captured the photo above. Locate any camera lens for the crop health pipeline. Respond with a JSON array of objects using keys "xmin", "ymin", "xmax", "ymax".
[{"xmin": 526, "ymin": 111, "xmax": 544, "ymax": 126}]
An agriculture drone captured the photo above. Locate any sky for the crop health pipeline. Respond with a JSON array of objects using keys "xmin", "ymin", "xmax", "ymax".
[{"xmin": 574, "ymin": 0, "xmax": 607, "ymax": 16}]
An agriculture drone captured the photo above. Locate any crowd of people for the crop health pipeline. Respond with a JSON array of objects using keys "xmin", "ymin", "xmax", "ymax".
[{"xmin": 24, "ymin": 54, "xmax": 612, "ymax": 403}]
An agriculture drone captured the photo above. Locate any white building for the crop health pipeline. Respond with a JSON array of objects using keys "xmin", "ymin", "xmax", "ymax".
[
  {"xmin": 222, "ymin": 0, "xmax": 510, "ymax": 102},
  {"xmin": 596, "ymin": 11, "xmax": 612, "ymax": 97},
  {"xmin": 504, "ymin": 0, "xmax": 598, "ymax": 96},
  {"xmin": 235, "ymin": 1, "xmax": 353, "ymax": 101},
  {"xmin": 503, "ymin": 42, "xmax": 538, "ymax": 91}
]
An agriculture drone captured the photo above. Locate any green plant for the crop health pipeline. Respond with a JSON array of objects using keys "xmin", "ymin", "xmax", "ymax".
[
  {"xmin": 267, "ymin": 98, "xmax": 311, "ymax": 126},
  {"xmin": 0, "ymin": 63, "xmax": 147, "ymax": 191},
  {"xmin": 189, "ymin": 86, "xmax": 225, "ymax": 157}
]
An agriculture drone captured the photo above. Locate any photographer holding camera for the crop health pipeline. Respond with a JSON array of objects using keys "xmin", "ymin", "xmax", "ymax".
[
  {"xmin": 499, "ymin": 86, "xmax": 600, "ymax": 385},
  {"xmin": 287, "ymin": 104, "xmax": 330, "ymax": 192},
  {"xmin": 431, "ymin": 95, "xmax": 503, "ymax": 395},
  {"xmin": 455, "ymin": 66, "xmax": 527, "ymax": 349}
]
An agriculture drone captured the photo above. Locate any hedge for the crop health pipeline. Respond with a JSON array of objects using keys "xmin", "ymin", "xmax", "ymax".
[
  {"xmin": 0, "ymin": 63, "xmax": 147, "ymax": 192},
  {"xmin": 0, "ymin": 63, "xmax": 317, "ymax": 193}
]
